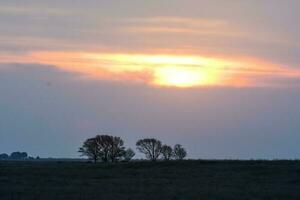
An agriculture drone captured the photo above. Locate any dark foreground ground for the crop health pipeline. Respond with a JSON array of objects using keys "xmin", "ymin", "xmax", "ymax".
[{"xmin": 1, "ymin": 160, "xmax": 300, "ymax": 200}]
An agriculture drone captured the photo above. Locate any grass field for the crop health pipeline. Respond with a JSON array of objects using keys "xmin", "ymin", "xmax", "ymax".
[{"xmin": 1, "ymin": 160, "xmax": 300, "ymax": 200}]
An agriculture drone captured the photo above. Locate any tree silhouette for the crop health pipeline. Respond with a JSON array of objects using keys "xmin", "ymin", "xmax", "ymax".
[
  {"xmin": 0, "ymin": 153, "xmax": 9, "ymax": 160},
  {"xmin": 136, "ymin": 138, "xmax": 162, "ymax": 161},
  {"xmin": 108, "ymin": 136, "xmax": 126, "ymax": 162},
  {"xmin": 79, "ymin": 135, "xmax": 126, "ymax": 163},
  {"xmin": 79, "ymin": 137, "xmax": 101, "ymax": 163},
  {"xmin": 123, "ymin": 148, "xmax": 135, "ymax": 162},
  {"xmin": 173, "ymin": 144, "xmax": 187, "ymax": 160},
  {"xmin": 10, "ymin": 152, "xmax": 28, "ymax": 160},
  {"xmin": 161, "ymin": 145, "xmax": 173, "ymax": 160}
]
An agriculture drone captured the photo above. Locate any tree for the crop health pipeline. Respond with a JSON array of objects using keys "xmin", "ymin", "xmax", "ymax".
[
  {"xmin": 108, "ymin": 136, "xmax": 126, "ymax": 162},
  {"xmin": 10, "ymin": 152, "xmax": 28, "ymax": 160},
  {"xmin": 79, "ymin": 135, "xmax": 126, "ymax": 163},
  {"xmin": 123, "ymin": 148, "xmax": 135, "ymax": 162},
  {"xmin": 136, "ymin": 138, "xmax": 162, "ymax": 161},
  {"xmin": 161, "ymin": 145, "xmax": 173, "ymax": 160},
  {"xmin": 173, "ymin": 144, "xmax": 187, "ymax": 160},
  {"xmin": 0, "ymin": 153, "xmax": 9, "ymax": 160},
  {"xmin": 79, "ymin": 137, "xmax": 101, "ymax": 163}
]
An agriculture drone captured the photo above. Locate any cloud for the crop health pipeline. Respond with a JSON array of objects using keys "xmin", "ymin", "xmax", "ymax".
[
  {"xmin": 117, "ymin": 17, "xmax": 293, "ymax": 46},
  {"xmin": 118, "ymin": 17, "xmax": 238, "ymax": 37},
  {"xmin": 1, "ymin": 51, "xmax": 300, "ymax": 88},
  {"xmin": 119, "ymin": 17, "xmax": 226, "ymax": 26},
  {"xmin": 1, "ymin": 2, "xmax": 300, "ymax": 88}
]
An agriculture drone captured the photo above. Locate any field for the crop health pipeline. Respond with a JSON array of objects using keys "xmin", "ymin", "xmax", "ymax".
[{"xmin": 1, "ymin": 160, "xmax": 300, "ymax": 200}]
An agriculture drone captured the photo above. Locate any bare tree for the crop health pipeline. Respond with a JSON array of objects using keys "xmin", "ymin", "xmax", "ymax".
[
  {"xmin": 136, "ymin": 138, "xmax": 162, "ymax": 161},
  {"xmin": 123, "ymin": 148, "xmax": 135, "ymax": 162},
  {"xmin": 173, "ymin": 144, "xmax": 187, "ymax": 160},
  {"xmin": 79, "ymin": 135, "xmax": 126, "ymax": 163},
  {"xmin": 161, "ymin": 145, "xmax": 173, "ymax": 160},
  {"xmin": 108, "ymin": 136, "xmax": 126, "ymax": 162},
  {"xmin": 79, "ymin": 137, "xmax": 101, "ymax": 163}
]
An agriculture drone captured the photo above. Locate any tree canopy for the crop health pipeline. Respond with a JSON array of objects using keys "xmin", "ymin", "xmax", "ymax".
[
  {"xmin": 136, "ymin": 138, "xmax": 162, "ymax": 161},
  {"xmin": 161, "ymin": 145, "xmax": 173, "ymax": 160},
  {"xmin": 173, "ymin": 144, "xmax": 187, "ymax": 160},
  {"xmin": 79, "ymin": 135, "xmax": 126, "ymax": 163}
]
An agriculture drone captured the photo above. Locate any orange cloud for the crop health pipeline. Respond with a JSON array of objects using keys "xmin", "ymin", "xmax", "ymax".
[
  {"xmin": 1, "ymin": 51, "xmax": 300, "ymax": 88},
  {"xmin": 116, "ymin": 17, "xmax": 294, "ymax": 48},
  {"xmin": 119, "ymin": 17, "xmax": 242, "ymax": 38}
]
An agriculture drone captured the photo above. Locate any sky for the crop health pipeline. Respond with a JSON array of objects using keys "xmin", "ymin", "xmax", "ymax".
[{"xmin": 1, "ymin": 0, "xmax": 300, "ymax": 159}]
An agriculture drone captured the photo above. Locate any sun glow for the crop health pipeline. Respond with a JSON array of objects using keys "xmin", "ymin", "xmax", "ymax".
[
  {"xmin": 83, "ymin": 53, "xmax": 232, "ymax": 87},
  {"xmin": 1, "ymin": 51, "xmax": 295, "ymax": 88},
  {"xmin": 153, "ymin": 66, "xmax": 217, "ymax": 87}
]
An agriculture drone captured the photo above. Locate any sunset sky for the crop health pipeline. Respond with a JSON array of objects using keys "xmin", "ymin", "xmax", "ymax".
[{"xmin": 1, "ymin": 0, "xmax": 300, "ymax": 158}]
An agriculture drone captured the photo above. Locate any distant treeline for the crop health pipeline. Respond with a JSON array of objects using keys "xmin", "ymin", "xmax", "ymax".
[
  {"xmin": 1, "ymin": 135, "xmax": 187, "ymax": 163},
  {"xmin": 79, "ymin": 135, "xmax": 187, "ymax": 163},
  {"xmin": 0, "ymin": 152, "xmax": 38, "ymax": 160}
]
